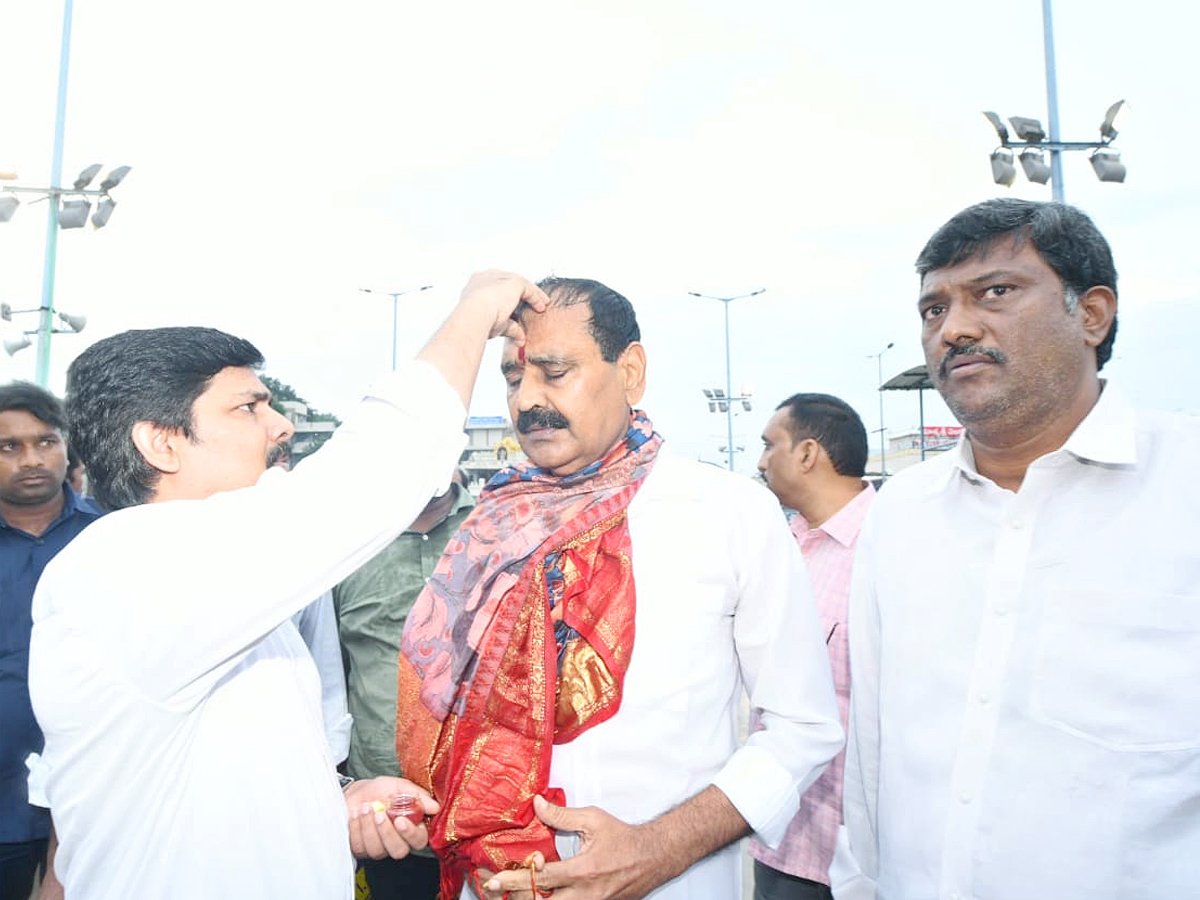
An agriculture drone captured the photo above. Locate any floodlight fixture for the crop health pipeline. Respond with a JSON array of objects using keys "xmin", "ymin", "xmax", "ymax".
[
  {"xmin": 3, "ymin": 333, "xmax": 32, "ymax": 356},
  {"xmin": 91, "ymin": 197, "xmax": 117, "ymax": 228},
  {"xmin": 990, "ymin": 149, "xmax": 1017, "ymax": 186},
  {"xmin": 1, "ymin": 306, "xmax": 88, "ymax": 356},
  {"xmin": 1019, "ymin": 149, "xmax": 1052, "ymax": 184},
  {"xmin": 1008, "ymin": 116, "xmax": 1046, "ymax": 142},
  {"xmin": 73, "ymin": 163, "xmax": 103, "ymax": 191},
  {"xmin": 1089, "ymin": 150, "xmax": 1127, "ymax": 183},
  {"xmin": 99, "ymin": 165, "xmax": 132, "ymax": 192},
  {"xmin": 59, "ymin": 198, "xmax": 92, "ymax": 229},
  {"xmin": 1099, "ymin": 99, "xmax": 1127, "ymax": 141},
  {"xmin": 58, "ymin": 311, "xmax": 87, "ymax": 332},
  {"xmin": 982, "ymin": 111, "xmax": 1009, "ymax": 143},
  {"xmin": 0, "ymin": 195, "xmax": 17, "ymax": 223}
]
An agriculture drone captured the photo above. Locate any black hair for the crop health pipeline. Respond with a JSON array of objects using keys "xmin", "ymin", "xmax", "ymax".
[
  {"xmin": 0, "ymin": 381, "xmax": 67, "ymax": 432},
  {"xmin": 66, "ymin": 327, "xmax": 264, "ymax": 510},
  {"xmin": 529, "ymin": 277, "xmax": 641, "ymax": 362},
  {"xmin": 775, "ymin": 393, "xmax": 868, "ymax": 478},
  {"xmin": 915, "ymin": 198, "xmax": 1118, "ymax": 369}
]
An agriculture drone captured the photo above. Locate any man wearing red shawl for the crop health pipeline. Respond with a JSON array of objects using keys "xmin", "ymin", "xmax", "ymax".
[{"xmin": 398, "ymin": 278, "xmax": 843, "ymax": 900}]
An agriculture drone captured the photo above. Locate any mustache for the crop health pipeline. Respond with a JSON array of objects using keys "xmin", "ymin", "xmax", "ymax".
[
  {"xmin": 938, "ymin": 344, "xmax": 1007, "ymax": 380},
  {"xmin": 266, "ymin": 441, "xmax": 293, "ymax": 470},
  {"xmin": 517, "ymin": 407, "xmax": 570, "ymax": 433}
]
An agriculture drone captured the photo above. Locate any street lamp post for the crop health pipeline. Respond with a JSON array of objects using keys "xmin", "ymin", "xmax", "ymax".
[
  {"xmin": 868, "ymin": 342, "xmax": 894, "ymax": 477},
  {"xmin": 982, "ymin": 1, "xmax": 1127, "ymax": 197},
  {"xmin": 688, "ymin": 288, "xmax": 765, "ymax": 472},
  {"xmin": 358, "ymin": 285, "xmax": 433, "ymax": 370}
]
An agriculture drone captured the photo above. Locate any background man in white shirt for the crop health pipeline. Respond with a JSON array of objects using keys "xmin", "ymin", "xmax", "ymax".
[
  {"xmin": 842, "ymin": 199, "xmax": 1200, "ymax": 899},
  {"xmin": 399, "ymin": 277, "xmax": 843, "ymax": 900},
  {"xmin": 28, "ymin": 272, "xmax": 548, "ymax": 900}
]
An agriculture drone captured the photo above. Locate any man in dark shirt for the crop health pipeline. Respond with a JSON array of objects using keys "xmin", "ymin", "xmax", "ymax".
[
  {"xmin": 334, "ymin": 468, "xmax": 474, "ymax": 899},
  {"xmin": 0, "ymin": 383, "xmax": 102, "ymax": 900}
]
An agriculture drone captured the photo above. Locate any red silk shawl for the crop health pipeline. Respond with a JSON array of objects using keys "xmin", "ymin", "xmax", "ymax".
[{"xmin": 396, "ymin": 412, "xmax": 661, "ymax": 899}]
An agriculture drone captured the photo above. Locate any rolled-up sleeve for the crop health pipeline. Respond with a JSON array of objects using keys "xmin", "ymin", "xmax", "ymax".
[{"xmin": 712, "ymin": 489, "xmax": 844, "ymax": 847}]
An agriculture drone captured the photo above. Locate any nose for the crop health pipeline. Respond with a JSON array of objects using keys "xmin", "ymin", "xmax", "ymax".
[
  {"xmin": 268, "ymin": 407, "xmax": 296, "ymax": 443},
  {"xmin": 938, "ymin": 298, "xmax": 983, "ymax": 348},
  {"xmin": 511, "ymin": 369, "xmax": 546, "ymax": 413},
  {"xmin": 18, "ymin": 444, "xmax": 45, "ymax": 468}
]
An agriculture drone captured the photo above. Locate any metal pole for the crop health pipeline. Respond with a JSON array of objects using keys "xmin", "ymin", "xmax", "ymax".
[
  {"xmin": 1041, "ymin": 0, "xmax": 1065, "ymax": 202},
  {"xmin": 722, "ymin": 300, "xmax": 734, "ymax": 472},
  {"xmin": 877, "ymin": 354, "xmax": 887, "ymax": 476},
  {"xmin": 36, "ymin": 0, "xmax": 74, "ymax": 387},
  {"xmin": 870, "ymin": 342, "xmax": 893, "ymax": 477}
]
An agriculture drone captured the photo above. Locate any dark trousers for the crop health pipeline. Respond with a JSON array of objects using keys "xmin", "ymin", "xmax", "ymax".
[
  {"xmin": 0, "ymin": 840, "xmax": 47, "ymax": 900},
  {"xmin": 753, "ymin": 859, "xmax": 832, "ymax": 900},
  {"xmin": 361, "ymin": 853, "xmax": 441, "ymax": 900}
]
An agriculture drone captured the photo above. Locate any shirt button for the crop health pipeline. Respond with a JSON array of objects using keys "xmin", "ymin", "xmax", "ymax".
[
  {"xmin": 421, "ymin": 534, "xmax": 429, "ymax": 542},
  {"xmin": 959, "ymin": 791, "xmax": 973, "ymax": 804},
  {"xmin": 979, "ymin": 694, "xmax": 990, "ymax": 705},
  {"xmin": 1010, "ymin": 520, "xmax": 1023, "ymax": 530},
  {"xmin": 994, "ymin": 606, "xmax": 1007, "ymax": 616}
]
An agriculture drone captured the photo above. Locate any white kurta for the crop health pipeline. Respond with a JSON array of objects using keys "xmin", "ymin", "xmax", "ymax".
[
  {"xmin": 29, "ymin": 361, "xmax": 466, "ymax": 900},
  {"xmin": 539, "ymin": 452, "xmax": 844, "ymax": 899},
  {"xmin": 842, "ymin": 385, "xmax": 1200, "ymax": 899}
]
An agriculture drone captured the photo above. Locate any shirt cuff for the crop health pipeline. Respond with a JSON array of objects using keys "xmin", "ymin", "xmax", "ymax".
[
  {"xmin": 710, "ymin": 743, "xmax": 800, "ymax": 849},
  {"xmin": 25, "ymin": 752, "xmax": 50, "ymax": 809}
]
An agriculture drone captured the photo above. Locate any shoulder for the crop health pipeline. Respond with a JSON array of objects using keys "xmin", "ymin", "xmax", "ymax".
[{"xmin": 642, "ymin": 452, "xmax": 777, "ymax": 510}]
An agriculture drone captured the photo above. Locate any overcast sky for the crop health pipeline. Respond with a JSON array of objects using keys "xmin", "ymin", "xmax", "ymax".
[{"xmin": 3, "ymin": 0, "xmax": 1197, "ymax": 473}]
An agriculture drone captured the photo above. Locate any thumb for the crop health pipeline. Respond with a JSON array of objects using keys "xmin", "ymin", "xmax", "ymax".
[{"xmin": 532, "ymin": 794, "xmax": 578, "ymax": 832}]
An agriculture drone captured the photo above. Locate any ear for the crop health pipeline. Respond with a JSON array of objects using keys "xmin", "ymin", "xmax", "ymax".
[
  {"xmin": 796, "ymin": 437, "xmax": 822, "ymax": 474},
  {"xmin": 1077, "ymin": 286, "xmax": 1117, "ymax": 355},
  {"xmin": 619, "ymin": 342, "xmax": 648, "ymax": 406},
  {"xmin": 130, "ymin": 421, "xmax": 185, "ymax": 475}
]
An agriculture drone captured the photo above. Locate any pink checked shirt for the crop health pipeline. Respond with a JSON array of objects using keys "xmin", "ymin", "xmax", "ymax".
[{"xmin": 749, "ymin": 482, "xmax": 874, "ymax": 885}]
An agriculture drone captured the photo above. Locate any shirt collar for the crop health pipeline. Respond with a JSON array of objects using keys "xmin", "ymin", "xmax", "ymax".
[
  {"xmin": 949, "ymin": 379, "xmax": 1136, "ymax": 485},
  {"xmin": 792, "ymin": 481, "xmax": 876, "ymax": 548}
]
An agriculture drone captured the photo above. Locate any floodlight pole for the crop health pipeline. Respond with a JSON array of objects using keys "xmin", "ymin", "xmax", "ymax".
[
  {"xmin": 34, "ymin": 0, "xmax": 75, "ymax": 387},
  {"xmin": 359, "ymin": 285, "xmax": 433, "ymax": 370},
  {"xmin": 688, "ymin": 288, "xmax": 765, "ymax": 472},
  {"xmin": 1041, "ymin": 0, "xmax": 1065, "ymax": 201}
]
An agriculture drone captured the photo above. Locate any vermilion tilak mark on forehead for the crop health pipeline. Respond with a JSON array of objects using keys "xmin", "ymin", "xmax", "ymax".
[{"xmin": 518, "ymin": 345, "xmax": 526, "ymax": 365}]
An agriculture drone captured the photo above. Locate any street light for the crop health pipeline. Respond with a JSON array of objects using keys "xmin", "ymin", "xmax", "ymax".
[
  {"xmin": 359, "ymin": 285, "xmax": 433, "ymax": 370},
  {"xmin": 688, "ymin": 288, "xmax": 766, "ymax": 472},
  {"xmin": 981, "ymin": 2, "xmax": 1127, "ymax": 201},
  {"xmin": 0, "ymin": 0, "xmax": 133, "ymax": 386},
  {"xmin": 701, "ymin": 387, "xmax": 753, "ymax": 469},
  {"xmin": 868, "ymin": 342, "xmax": 894, "ymax": 478},
  {"xmin": 2, "ymin": 302, "xmax": 86, "ymax": 357}
]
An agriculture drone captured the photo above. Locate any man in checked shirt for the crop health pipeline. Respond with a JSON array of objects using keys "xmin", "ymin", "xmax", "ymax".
[{"xmin": 755, "ymin": 394, "xmax": 874, "ymax": 900}]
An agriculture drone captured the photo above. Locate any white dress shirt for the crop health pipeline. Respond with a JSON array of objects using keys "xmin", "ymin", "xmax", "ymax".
[
  {"xmin": 29, "ymin": 361, "xmax": 466, "ymax": 900},
  {"xmin": 536, "ymin": 451, "xmax": 844, "ymax": 900},
  {"xmin": 842, "ymin": 385, "xmax": 1200, "ymax": 899}
]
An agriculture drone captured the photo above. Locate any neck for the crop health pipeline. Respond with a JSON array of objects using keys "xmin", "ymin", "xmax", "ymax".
[
  {"xmin": 794, "ymin": 476, "xmax": 866, "ymax": 529},
  {"xmin": 0, "ymin": 489, "xmax": 66, "ymax": 538},
  {"xmin": 967, "ymin": 378, "xmax": 1102, "ymax": 492}
]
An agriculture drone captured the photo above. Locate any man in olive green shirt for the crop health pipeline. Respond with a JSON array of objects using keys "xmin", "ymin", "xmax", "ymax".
[{"xmin": 334, "ymin": 471, "xmax": 473, "ymax": 899}]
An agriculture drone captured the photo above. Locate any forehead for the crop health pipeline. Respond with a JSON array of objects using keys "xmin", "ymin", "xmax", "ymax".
[
  {"xmin": 919, "ymin": 238, "xmax": 1059, "ymax": 292},
  {"xmin": 196, "ymin": 366, "xmax": 268, "ymax": 401},
  {"xmin": 0, "ymin": 408, "xmax": 61, "ymax": 437},
  {"xmin": 504, "ymin": 302, "xmax": 599, "ymax": 363}
]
